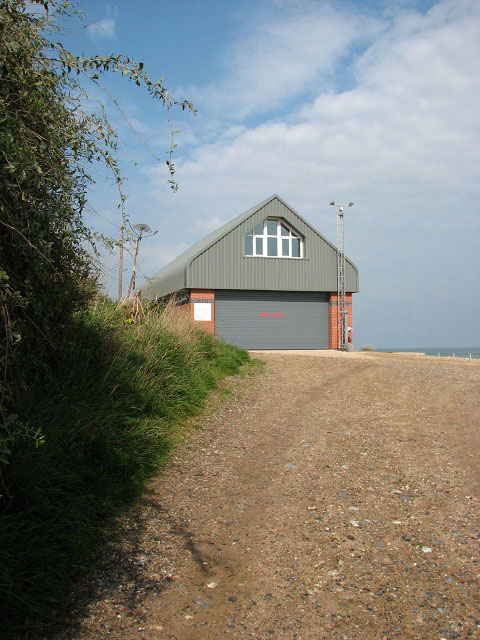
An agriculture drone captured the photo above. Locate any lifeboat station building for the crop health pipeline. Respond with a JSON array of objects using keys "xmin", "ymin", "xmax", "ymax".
[{"xmin": 141, "ymin": 195, "xmax": 359, "ymax": 350}]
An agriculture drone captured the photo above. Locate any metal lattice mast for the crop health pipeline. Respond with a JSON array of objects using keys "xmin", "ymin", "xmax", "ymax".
[{"xmin": 330, "ymin": 201, "xmax": 354, "ymax": 350}]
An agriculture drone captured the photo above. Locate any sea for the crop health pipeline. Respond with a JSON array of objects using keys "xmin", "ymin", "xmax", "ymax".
[{"xmin": 376, "ymin": 347, "xmax": 480, "ymax": 360}]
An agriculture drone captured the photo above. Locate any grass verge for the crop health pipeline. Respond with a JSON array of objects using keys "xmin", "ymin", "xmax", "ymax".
[{"xmin": 0, "ymin": 301, "xmax": 253, "ymax": 637}]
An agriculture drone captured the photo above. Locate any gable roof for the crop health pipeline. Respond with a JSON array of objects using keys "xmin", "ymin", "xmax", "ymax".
[{"xmin": 140, "ymin": 194, "xmax": 359, "ymax": 298}]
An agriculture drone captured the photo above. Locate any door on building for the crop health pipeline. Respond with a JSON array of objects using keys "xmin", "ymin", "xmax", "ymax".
[{"xmin": 214, "ymin": 290, "xmax": 329, "ymax": 349}]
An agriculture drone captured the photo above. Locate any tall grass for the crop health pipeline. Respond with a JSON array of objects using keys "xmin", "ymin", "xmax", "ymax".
[{"xmin": 0, "ymin": 300, "xmax": 250, "ymax": 637}]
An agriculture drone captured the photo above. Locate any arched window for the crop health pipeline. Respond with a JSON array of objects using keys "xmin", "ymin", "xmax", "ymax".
[{"xmin": 245, "ymin": 218, "xmax": 303, "ymax": 258}]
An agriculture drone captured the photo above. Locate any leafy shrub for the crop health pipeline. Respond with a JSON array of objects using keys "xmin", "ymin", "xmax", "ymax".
[
  {"xmin": 0, "ymin": 0, "xmax": 194, "ymax": 465},
  {"xmin": 0, "ymin": 4, "xmax": 211, "ymax": 635}
]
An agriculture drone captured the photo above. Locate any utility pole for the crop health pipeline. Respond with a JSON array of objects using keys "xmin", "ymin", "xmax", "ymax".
[
  {"xmin": 118, "ymin": 224, "xmax": 124, "ymax": 302},
  {"xmin": 329, "ymin": 201, "xmax": 354, "ymax": 350}
]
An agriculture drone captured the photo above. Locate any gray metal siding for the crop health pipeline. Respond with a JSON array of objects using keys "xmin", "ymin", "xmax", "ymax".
[
  {"xmin": 189, "ymin": 198, "xmax": 359, "ymax": 293},
  {"xmin": 140, "ymin": 195, "xmax": 359, "ymax": 299},
  {"xmin": 215, "ymin": 290, "xmax": 329, "ymax": 349}
]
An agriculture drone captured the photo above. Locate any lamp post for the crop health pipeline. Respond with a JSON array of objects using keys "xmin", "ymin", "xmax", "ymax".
[{"xmin": 329, "ymin": 201, "xmax": 354, "ymax": 350}]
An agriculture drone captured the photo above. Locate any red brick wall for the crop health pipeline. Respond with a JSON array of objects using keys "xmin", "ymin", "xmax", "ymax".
[
  {"xmin": 188, "ymin": 290, "xmax": 215, "ymax": 334},
  {"xmin": 329, "ymin": 292, "xmax": 353, "ymax": 349},
  {"xmin": 184, "ymin": 289, "xmax": 353, "ymax": 346}
]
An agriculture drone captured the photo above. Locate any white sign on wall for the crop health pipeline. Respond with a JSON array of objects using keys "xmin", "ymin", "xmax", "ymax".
[{"xmin": 193, "ymin": 302, "xmax": 212, "ymax": 322}]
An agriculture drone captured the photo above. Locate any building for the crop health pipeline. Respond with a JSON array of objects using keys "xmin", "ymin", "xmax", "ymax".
[{"xmin": 141, "ymin": 195, "xmax": 359, "ymax": 349}]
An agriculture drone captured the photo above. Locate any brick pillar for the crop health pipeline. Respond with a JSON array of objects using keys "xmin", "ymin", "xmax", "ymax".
[
  {"xmin": 328, "ymin": 293, "xmax": 338, "ymax": 349},
  {"xmin": 189, "ymin": 290, "xmax": 215, "ymax": 334},
  {"xmin": 328, "ymin": 293, "xmax": 353, "ymax": 348}
]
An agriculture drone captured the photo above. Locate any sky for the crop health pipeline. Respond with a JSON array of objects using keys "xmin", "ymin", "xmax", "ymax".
[{"xmin": 54, "ymin": 0, "xmax": 479, "ymax": 348}]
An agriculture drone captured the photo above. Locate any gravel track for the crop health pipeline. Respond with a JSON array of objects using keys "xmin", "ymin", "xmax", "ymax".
[{"xmin": 58, "ymin": 351, "xmax": 479, "ymax": 640}]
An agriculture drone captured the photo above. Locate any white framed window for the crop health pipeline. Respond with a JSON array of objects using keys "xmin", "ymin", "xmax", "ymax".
[{"xmin": 244, "ymin": 218, "xmax": 303, "ymax": 258}]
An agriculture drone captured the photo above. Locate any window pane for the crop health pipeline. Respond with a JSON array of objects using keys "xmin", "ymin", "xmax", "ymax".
[
  {"xmin": 282, "ymin": 238, "xmax": 290, "ymax": 256},
  {"xmin": 245, "ymin": 235, "xmax": 253, "ymax": 255},
  {"xmin": 246, "ymin": 228, "xmax": 253, "ymax": 236},
  {"xmin": 281, "ymin": 224, "xmax": 290, "ymax": 236},
  {"xmin": 267, "ymin": 237, "xmax": 277, "ymax": 256},
  {"xmin": 266, "ymin": 219, "xmax": 277, "ymax": 235},
  {"xmin": 256, "ymin": 237, "xmax": 263, "ymax": 254},
  {"xmin": 254, "ymin": 221, "xmax": 264, "ymax": 234},
  {"xmin": 292, "ymin": 238, "xmax": 300, "ymax": 257}
]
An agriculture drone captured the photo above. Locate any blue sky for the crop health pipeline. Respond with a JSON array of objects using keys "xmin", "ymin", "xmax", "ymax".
[{"xmin": 55, "ymin": 0, "xmax": 478, "ymax": 347}]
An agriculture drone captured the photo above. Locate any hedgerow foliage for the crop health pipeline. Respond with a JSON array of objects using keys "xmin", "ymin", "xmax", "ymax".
[
  {"xmin": 0, "ymin": 2, "xmax": 250, "ymax": 635},
  {"xmin": 0, "ymin": 0, "xmax": 93, "ymax": 460},
  {"xmin": 0, "ymin": 0, "xmax": 194, "ymax": 463}
]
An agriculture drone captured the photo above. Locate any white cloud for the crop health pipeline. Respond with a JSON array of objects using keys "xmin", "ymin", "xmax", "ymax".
[
  {"xmin": 150, "ymin": 0, "xmax": 479, "ymax": 207},
  {"xmin": 188, "ymin": 4, "xmax": 384, "ymax": 120},
  {"xmin": 87, "ymin": 17, "xmax": 116, "ymax": 40},
  {"xmin": 141, "ymin": 0, "xmax": 480, "ymax": 345}
]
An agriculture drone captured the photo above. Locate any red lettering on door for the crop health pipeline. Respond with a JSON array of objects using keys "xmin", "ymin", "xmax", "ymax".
[{"xmin": 259, "ymin": 312, "xmax": 285, "ymax": 317}]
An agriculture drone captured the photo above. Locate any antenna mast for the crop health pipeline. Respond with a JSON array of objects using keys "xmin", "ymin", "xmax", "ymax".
[{"xmin": 330, "ymin": 201, "xmax": 354, "ymax": 350}]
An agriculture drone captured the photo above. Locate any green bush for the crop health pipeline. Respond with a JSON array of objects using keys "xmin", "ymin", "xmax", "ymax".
[
  {"xmin": 0, "ymin": 4, "xmax": 219, "ymax": 635},
  {"xmin": 0, "ymin": 0, "xmax": 194, "ymax": 466},
  {"xmin": 361, "ymin": 344, "xmax": 375, "ymax": 351},
  {"xmin": 0, "ymin": 303, "xmax": 250, "ymax": 636}
]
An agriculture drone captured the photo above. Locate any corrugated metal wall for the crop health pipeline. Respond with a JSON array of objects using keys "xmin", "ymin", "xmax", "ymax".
[
  {"xmin": 215, "ymin": 290, "xmax": 329, "ymax": 349},
  {"xmin": 188, "ymin": 199, "xmax": 358, "ymax": 292}
]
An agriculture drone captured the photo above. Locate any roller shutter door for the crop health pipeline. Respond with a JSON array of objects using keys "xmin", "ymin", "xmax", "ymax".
[{"xmin": 215, "ymin": 290, "xmax": 329, "ymax": 349}]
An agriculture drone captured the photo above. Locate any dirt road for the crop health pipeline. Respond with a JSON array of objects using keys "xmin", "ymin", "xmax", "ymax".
[{"xmin": 61, "ymin": 352, "xmax": 480, "ymax": 640}]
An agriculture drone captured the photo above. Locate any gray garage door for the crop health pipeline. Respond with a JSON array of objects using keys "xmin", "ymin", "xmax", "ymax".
[{"xmin": 215, "ymin": 290, "xmax": 329, "ymax": 349}]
